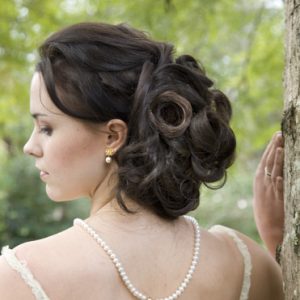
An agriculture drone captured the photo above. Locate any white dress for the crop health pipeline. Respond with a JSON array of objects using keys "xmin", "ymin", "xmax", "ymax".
[{"xmin": 1, "ymin": 221, "xmax": 251, "ymax": 300}]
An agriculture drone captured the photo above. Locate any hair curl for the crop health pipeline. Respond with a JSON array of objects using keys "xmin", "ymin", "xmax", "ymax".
[{"xmin": 36, "ymin": 22, "xmax": 236, "ymax": 219}]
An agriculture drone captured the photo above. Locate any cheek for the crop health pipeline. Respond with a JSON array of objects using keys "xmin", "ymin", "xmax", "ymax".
[
  {"xmin": 44, "ymin": 136, "xmax": 106, "ymax": 199},
  {"xmin": 48, "ymin": 135, "xmax": 104, "ymax": 171}
]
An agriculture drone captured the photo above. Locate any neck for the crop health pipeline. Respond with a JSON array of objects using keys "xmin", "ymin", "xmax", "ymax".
[
  {"xmin": 88, "ymin": 162, "xmax": 143, "ymax": 217},
  {"xmin": 88, "ymin": 162, "xmax": 172, "ymax": 226},
  {"xmin": 89, "ymin": 162, "xmax": 119, "ymax": 215},
  {"xmin": 88, "ymin": 200, "xmax": 174, "ymax": 235}
]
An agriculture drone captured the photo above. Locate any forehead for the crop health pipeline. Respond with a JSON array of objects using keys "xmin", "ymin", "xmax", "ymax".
[{"xmin": 30, "ymin": 72, "xmax": 62, "ymax": 115}]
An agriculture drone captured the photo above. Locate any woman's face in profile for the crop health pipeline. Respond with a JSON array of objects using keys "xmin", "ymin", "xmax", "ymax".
[{"xmin": 23, "ymin": 72, "xmax": 108, "ymax": 202}]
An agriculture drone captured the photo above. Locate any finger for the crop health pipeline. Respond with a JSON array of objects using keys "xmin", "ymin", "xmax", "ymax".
[
  {"xmin": 272, "ymin": 147, "xmax": 284, "ymax": 178},
  {"xmin": 274, "ymin": 132, "xmax": 284, "ymax": 148},
  {"xmin": 270, "ymin": 146, "xmax": 284, "ymax": 190},
  {"xmin": 275, "ymin": 176, "xmax": 284, "ymax": 202},
  {"xmin": 258, "ymin": 133, "xmax": 279, "ymax": 172},
  {"xmin": 265, "ymin": 138, "xmax": 278, "ymax": 179}
]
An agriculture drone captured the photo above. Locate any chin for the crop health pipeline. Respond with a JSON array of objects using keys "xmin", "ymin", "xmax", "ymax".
[{"xmin": 45, "ymin": 186, "xmax": 79, "ymax": 202}]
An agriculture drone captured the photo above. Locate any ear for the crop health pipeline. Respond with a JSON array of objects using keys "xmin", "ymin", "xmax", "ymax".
[{"xmin": 104, "ymin": 119, "xmax": 128, "ymax": 152}]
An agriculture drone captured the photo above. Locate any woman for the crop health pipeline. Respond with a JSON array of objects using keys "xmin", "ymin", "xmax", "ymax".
[{"xmin": 0, "ymin": 22, "xmax": 283, "ymax": 299}]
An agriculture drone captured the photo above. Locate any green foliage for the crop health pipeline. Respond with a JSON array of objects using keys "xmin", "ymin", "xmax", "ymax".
[{"xmin": 0, "ymin": 0, "xmax": 284, "ymax": 245}]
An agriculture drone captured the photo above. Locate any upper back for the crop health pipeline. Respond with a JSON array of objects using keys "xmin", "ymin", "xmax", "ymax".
[{"xmin": 0, "ymin": 216, "xmax": 283, "ymax": 300}]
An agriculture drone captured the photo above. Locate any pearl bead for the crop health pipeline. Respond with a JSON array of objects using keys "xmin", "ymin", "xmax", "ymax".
[{"xmin": 105, "ymin": 156, "xmax": 112, "ymax": 163}]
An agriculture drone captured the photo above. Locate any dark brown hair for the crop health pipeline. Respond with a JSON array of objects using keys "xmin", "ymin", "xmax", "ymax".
[{"xmin": 37, "ymin": 22, "xmax": 236, "ymax": 219}]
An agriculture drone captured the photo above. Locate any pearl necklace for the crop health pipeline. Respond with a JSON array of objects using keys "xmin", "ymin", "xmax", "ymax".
[{"xmin": 74, "ymin": 215, "xmax": 200, "ymax": 300}]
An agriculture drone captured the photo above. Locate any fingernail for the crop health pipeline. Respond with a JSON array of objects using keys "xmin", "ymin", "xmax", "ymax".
[{"xmin": 276, "ymin": 135, "xmax": 283, "ymax": 142}]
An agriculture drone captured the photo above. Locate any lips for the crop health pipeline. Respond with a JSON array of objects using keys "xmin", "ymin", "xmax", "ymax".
[
  {"xmin": 40, "ymin": 170, "xmax": 49, "ymax": 177},
  {"xmin": 39, "ymin": 170, "xmax": 49, "ymax": 182},
  {"xmin": 36, "ymin": 165, "xmax": 49, "ymax": 180}
]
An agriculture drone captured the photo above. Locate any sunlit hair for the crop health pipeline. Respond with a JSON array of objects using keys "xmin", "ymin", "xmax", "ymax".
[{"xmin": 36, "ymin": 22, "xmax": 236, "ymax": 219}]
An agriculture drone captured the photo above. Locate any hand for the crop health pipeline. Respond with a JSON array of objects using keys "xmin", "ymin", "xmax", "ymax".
[{"xmin": 253, "ymin": 132, "xmax": 284, "ymax": 258}]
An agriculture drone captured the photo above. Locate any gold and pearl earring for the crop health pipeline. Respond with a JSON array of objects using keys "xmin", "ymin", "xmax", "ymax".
[{"xmin": 105, "ymin": 148, "xmax": 114, "ymax": 164}]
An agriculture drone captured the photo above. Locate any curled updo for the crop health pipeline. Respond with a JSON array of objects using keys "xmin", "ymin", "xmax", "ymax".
[{"xmin": 37, "ymin": 22, "xmax": 236, "ymax": 219}]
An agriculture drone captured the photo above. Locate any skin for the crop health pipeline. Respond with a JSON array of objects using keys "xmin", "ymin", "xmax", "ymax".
[
  {"xmin": 23, "ymin": 72, "xmax": 128, "ymax": 214},
  {"xmin": 0, "ymin": 73, "xmax": 284, "ymax": 299},
  {"xmin": 253, "ymin": 132, "xmax": 284, "ymax": 257}
]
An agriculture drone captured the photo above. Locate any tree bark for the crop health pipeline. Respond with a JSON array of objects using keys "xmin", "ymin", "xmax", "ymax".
[{"xmin": 281, "ymin": 0, "xmax": 300, "ymax": 298}]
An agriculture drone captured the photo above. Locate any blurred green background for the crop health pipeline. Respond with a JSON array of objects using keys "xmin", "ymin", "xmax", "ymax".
[{"xmin": 0, "ymin": 0, "xmax": 284, "ymax": 247}]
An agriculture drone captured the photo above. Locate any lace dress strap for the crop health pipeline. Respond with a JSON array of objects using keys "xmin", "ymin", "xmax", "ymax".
[
  {"xmin": 209, "ymin": 226, "xmax": 252, "ymax": 300},
  {"xmin": 1, "ymin": 246, "xmax": 50, "ymax": 300}
]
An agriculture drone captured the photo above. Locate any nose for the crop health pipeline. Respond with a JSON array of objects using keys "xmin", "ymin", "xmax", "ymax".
[{"xmin": 23, "ymin": 131, "xmax": 42, "ymax": 157}]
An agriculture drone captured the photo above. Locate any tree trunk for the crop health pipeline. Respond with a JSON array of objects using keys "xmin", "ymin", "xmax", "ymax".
[{"xmin": 281, "ymin": 0, "xmax": 300, "ymax": 298}]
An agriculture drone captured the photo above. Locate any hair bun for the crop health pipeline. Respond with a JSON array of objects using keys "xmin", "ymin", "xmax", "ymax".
[{"xmin": 148, "ymin": 91, "xmax": 193, "ymax": 138}]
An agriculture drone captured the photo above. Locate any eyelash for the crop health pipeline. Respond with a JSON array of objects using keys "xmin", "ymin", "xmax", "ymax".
[{"xmin": 39, "ymin": 126, "xmax": 52, "ymax": 136}]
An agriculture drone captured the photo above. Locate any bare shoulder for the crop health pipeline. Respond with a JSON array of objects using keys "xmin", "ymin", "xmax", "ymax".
[
  {"xmin": 194, "ymin": 226, "xmax": 246, "ymax": 300},
  {"xmin": 14, "ymin": 225, "xmax": 83, "ymax": 268},
  {"xmin": 0, "ymin": 250, "xmax": 36, "ymax": 300},
  {"xmin": 1, "ymin": 225, "xmax": 116, "ymax": 300},
  {"xmin": 208, "ymin": 225, "xmax": 284, "ymax": 300},
  {"xmin": 0, "ymin": 227, "xmax": 78, "ymax": 300}
]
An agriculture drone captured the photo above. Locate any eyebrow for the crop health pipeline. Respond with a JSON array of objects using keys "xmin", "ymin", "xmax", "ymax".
[{"xmin": 31, "ymin": 113, "xmax": 49, "ymax": 119}]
